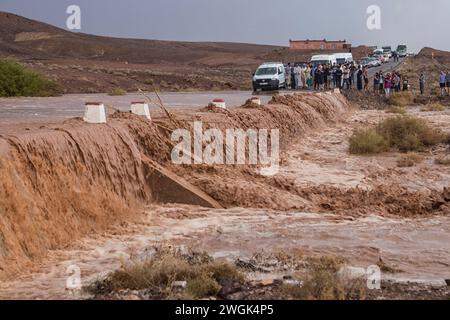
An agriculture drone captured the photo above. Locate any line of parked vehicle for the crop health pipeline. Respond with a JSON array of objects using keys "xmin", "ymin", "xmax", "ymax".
[
  {"xmin": 252, "ymin": 53, "xmax": 354, "ymax": 91},
  {"xmin": 252, "ymin": 44, "xmax": 410, "ymax": 91},
  {"xmin": 360, "ymin": 44, "xmax": 410, "ymax": 68}
]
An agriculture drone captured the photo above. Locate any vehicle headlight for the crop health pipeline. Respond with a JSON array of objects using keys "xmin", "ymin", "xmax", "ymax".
[{"xmin": 271, "ymin": 76, "xmax": 277, "ymax": 81}]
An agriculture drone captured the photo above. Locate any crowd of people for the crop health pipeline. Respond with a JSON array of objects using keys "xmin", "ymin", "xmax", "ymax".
[
  {"xmin": 372, "ymin": 71, "xmax": 409, "ymax": 98},
  {"xmin": 284, "ymin": 62, "xmax": 371, "ymax": 93},
  {"xmin": 284, "ymin": 61, "xmax": 450, "ymax": 98}
]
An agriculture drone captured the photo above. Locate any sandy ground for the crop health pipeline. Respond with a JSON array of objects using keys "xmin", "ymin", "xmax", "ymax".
[{"xmin": 0, "ymin": 106, "xmax": 449, "ymax": 300}]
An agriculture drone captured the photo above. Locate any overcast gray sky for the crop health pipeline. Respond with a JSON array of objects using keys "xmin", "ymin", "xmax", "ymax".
[{"xmin": 1, "ymin": 0, "xmax": 448, "ymax": 52}]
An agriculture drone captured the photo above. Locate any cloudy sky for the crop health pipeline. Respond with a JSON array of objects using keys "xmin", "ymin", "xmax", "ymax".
[{"xmin": 1, "ymin": 0, "xmax": 448, "ymax": 52}]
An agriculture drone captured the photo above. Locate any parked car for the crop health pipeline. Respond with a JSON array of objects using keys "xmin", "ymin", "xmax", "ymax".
[
  {"xmin": 359, "ymin": 57, "xmax": 371, "ymax": 68},
  {"xmin": 252, "ymin": 62, "xmax": 286, "ymax": 91},
  {"xmin": 372, "ymin": 49, "xmax": 385, "ymax": 63},
  {"xmin": 382, "ymin": 46, "xmax": 393, "ymax": 58},
  {"xmin": 368, "ymin": 57, "xmax": 381, "ymax": 67}
]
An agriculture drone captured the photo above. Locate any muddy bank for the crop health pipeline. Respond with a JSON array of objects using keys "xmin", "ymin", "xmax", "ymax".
[{"xmin": 0, "ymin": 92, "xmax": 351, "ymax": 277}]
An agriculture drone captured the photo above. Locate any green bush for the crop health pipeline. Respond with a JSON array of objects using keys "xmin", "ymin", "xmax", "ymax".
[
  {"xmin": 377, "ymin": 116, "xmax": 445, "ymax": 152},
  {"xmin": 186, "ymin": 275, "xmax": 221, "ymax": 299},
  {"xmin": 0, "ymin": 58, "xmax": 60, "ymax": 97},
  {"xmin": 349, "ymin": 128, "xmax": 388, "ymax": 154},
  {"xmin": 108, "ymin": 87, "xmax": 127, "ymax": 96},
  {"xmin": 350, "ymin": 116, "xmax": 445, "ymax": 154}
]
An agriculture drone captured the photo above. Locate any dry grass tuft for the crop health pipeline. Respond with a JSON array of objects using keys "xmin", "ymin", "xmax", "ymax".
[
  {"xmin": 397, "ymin": 153, "xmax": 424, "ymax": 167},
  {"xmin": 388, "ymin": 92, "xmax": 414, "ymax": 107},
  {"xmin": 421, "ymin": 102, "xmax": 446, "ymax": 112},
  {"xmin": 108, "ymin": 87, "xmax": 127, "ymax": 96},
  {"xmin": 282, "ymin": 256, "xmax": 366, "ymax": 300},
  {"xmin": 84, "ymin": 247, "xmax": 244, "ymax": 299},
  {"xmin": 386, "ymin": 106, "xmax": 407, "ymax": 115},
  {"xmin": 435, "ymin": 156, "xmax": 450, "ymax": 166}
]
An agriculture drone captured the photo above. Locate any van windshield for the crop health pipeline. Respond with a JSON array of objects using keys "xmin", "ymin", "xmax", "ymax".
[
  {"xmin": 311, "ymin": 60, "xmax": 329, "ymax": 66},
  {"xmin": 255, "ymin": 67, "xmax": 277, "ymax": 76},
  {"xmin": 336, "ymin": 58, "xmax": 346, "ymax": 64}
]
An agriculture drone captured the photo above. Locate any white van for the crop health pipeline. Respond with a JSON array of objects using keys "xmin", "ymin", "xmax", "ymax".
[
  {"xmin": 333, "ymin": 53, "xmax": 353, "ymax": 65},
  {"xmin": 252, "ymin": 62, "xmax": 286, "ymax": 91},
  {"xmin": 310, "ymin": 54, "xmax": 337, "ymax": 67}
]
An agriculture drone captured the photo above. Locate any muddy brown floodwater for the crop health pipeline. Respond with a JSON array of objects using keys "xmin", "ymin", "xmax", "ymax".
[
  {"xmin": 0, "ymin": 93, "xmax": 449, "ymax": 300},
  {"xmin": 0, "ymin": 107, "xmax": 449, "ymax": 300},
  {"xmin": 0, "ymin": 205, "xmax": 449, "ymax": 300}
]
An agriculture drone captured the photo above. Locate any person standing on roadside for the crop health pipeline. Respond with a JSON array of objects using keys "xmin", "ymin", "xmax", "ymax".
[
  {"xmin": 291, "ymin": 64, "xmax": 296, "ymax": 89},
  {"xmin": 285, "ymin": 63, "xmax": 292, "ymax": 89},
  {"xmin": 343, "ymin": 65, "xmax": 350, "ymax": 90},
  {"xmin": 393, "ymin": 51, "xmax": 399, "ymax": 62},
  {"xmin": 304, "ymin": 65, "xmax": 311, "ymax": 89},
  {"xmin": 363, "ymin": 67, "xmax": 369, "ymax": 91},
  {"xmin": 374, "ymin": 72, "xmax": 380, "ymax": 93},
  {"xmin": 419, "ymin": 73, "xmax": 425, "ymax": 95},
  {"xmin": 323, "ymin": 65, "xmax": 330, "ymax": 90},
  {"xmin": 384, "ymin": 73, "xmax": 392, "ymax": 98},
  {"xmin": 446, "ymin": 71, "xmax": 450, "ymax": 95},
  {"xmin": 349, "ymin": 63, "xmax": 355, "ymax": 89},
  {"xmin": 402, "ymin": 76, "xmax": 409, "ymax": 91},
  {"xmin": 294, "ymin": 64, "xmax": 302, "ymax": 89},
  {"xmin": 357, "ymin": 67, "xmax": 363, "ymax": 91},
  {"xmin": 439, "ymin": 71, "xmax": 446, "ymax": 96},
  {"xmin": 394, "ymin": 73, "xmax": 401, "ymax": 92},
  {"xmin": 335, "ymin": 65, "xmax": 343, "ymax": 90},
  {"xmin": 379, "ymin": 71, "xmax": 385, "ymax": 94}
]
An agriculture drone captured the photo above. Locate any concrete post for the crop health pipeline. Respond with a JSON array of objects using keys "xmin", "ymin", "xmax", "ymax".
[
  {"xmin": 130, "ymin": 101, "xmax": 151, "ymax": 120},
  {"xmin": 212, "ymin": 98, "xmax": 226, "ymax": 109},
  {"xmin": 83, "ymin": 102, "xmax": 106, "ymax": 124}
]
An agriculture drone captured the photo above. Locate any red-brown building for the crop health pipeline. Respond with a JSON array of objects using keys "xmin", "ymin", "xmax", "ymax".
[{"xmin": 289, "ymin": 39, "xmax": 352, "ymax": 51}]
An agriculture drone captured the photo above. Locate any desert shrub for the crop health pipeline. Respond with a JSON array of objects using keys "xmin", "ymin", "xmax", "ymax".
[
  {"xmin": 397, "ymin": 153, "xmax": 424, "ymax": 167},
  {"xmin": 376, "ymin": 116, "xmax": 445, "ymax": 152},
  {"xmin": 0, "ymin": 58, "xmax": 60, "ymax": 97},
  {"xmin": 349, "ymin": 128, "xmax": 388, "ymax": 154},
  {"xmin": 84, "ymin": 248, "xmax": 244, "ymax": 298},
  {"xmin": 108, "ymin": 87, "xmax": 127, "ymax": 96},
  {"xmin": 206, "ymin": 262, "xmax": 245, "ymax": 284},
  {"xmin": 421, "ymin": 102, "xmax": 446, "ymax": 112},
  {"xmin": 350, "ymin": 116, "xmax": 445, "ymax": 154},
  {"xmin": 386, "ymin": 106, "xmax": 407, "ymax": 114},
  {"xmin": 388, "ymin": 91, "xmax": 414, "ymax": 107},
  {"xmin": 282, "ymin": 256, "xmax": 366, "ymax": 300},
  {"xmin": 435, "ymin": 157, "xmax": 450, "ymax": 166},
  {"xmin": 186, "ymin": 275, "xmax": 221, "ymax": 299}
]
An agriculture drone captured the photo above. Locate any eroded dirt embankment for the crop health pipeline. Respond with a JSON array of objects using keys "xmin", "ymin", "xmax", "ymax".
[{"xmin": 0, "ymin": 92, "xmax": 352, "ymax": 278}]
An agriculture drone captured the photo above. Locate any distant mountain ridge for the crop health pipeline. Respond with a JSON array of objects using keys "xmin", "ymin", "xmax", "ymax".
[{"xmin": 0, "ymin": 11, "xmax": 282, "ymax": 66}]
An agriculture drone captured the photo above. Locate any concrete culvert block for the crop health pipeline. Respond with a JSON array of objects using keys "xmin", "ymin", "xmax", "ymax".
[
  {"xmin": 212, "ymin": 98, "xmax": 226, "ymax": 109},
  {"xmin": 83, "ymin": 102, "xmax": 106, "ymax": 124},
  {"xmin": 131, "ymin": 101, "xmax": 151, "ymax": 120},
  {"xmin": 251, "ymin": 97, "xmax": 261, "ymax": 106}
]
